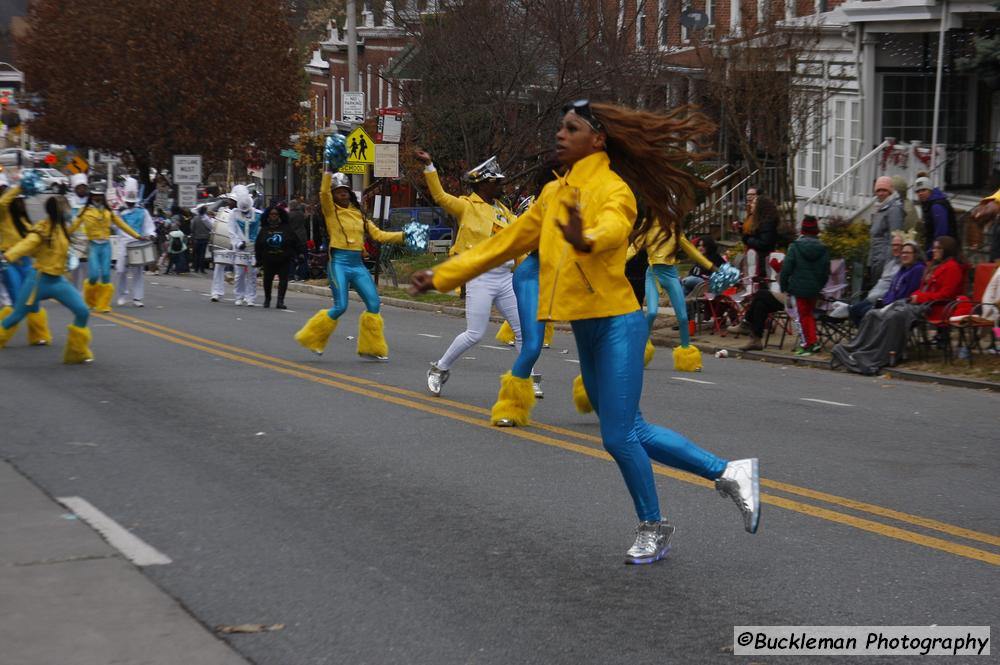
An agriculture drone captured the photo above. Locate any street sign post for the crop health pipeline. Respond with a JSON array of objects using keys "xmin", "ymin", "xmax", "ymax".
[
  {"xmin": 376, "ymin": 108, "xmax": 403, "ymax": 143},
  {"xmin": 374, "ymin": 143, "xmax": 399, "ymax": 179},
  {"xmin": 280, "ymin": 148, "xmax": 301, "ymax": 160},
  {"xmin": 172, "ymin": 155, "xmax": 202, "ymax": 184},
  {"xmin": 342, "ymin": 92, "xmax": 365, "ymax": 124},
  {"xmin": 178, "ymin": 184, "xmax": 197, "ymax": 208}
]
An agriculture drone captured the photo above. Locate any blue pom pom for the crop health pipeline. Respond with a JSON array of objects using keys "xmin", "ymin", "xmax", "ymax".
[
  {"xmin": 324, "ymin": 134, "xmax": 348, "ymax": 171},
  {"xmin": 709, "ymin": 263, "xmax": 740, "ymax": 294},
  {"xmin": 19, "ymin": 169, "xmax": 43, "ymax": 196},
  {"xmin": 403, "ymin": 221, "xmax": 428, "ymax": 252}
]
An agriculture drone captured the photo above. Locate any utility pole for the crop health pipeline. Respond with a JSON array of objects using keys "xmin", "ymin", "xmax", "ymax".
[{"xmin": 345, "ymin": 0, "xmax": 361, "ymax": 191}]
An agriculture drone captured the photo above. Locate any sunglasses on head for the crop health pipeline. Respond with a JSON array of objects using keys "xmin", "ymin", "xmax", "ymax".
[{"xmin": 562, "ymin": 99, "xmax": 604, "ymax": 133}]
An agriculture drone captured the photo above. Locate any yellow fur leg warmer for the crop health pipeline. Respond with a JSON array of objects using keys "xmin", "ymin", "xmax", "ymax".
[
  {"xmin": 0, "ymin": 306, "xmax": 18, "ymax": 349},
  {"xmin": 672, "ymin": 344, "xmax": 702, "ymax": 372},
  {"xmin": 495, "ymin": 320, "xmax": 515, "ymax": 345},
  {"xmin": 294, "ymin": 309, "xmax": 338, "ymax": 354},
  {"xmin": 572, "ymin": 374, "xmax": 593, "ymax": 414},
  {"xmin": 63, "ymin": 324, "xmax": 94, "ymax": 364},
  {"xmin": 27, "ymin": 308, "xmax": 53, "ymax": 346},
  {"xmin": 543, "ymin": 322, "xmax": 554, "ymax": 347},
  {"xmin": 490, "ymin": 372, "xmax": 536, "ymax": 426},
  {"xmin": 644, "ymin": 339, "xmax": 655, "ymax": 367},
  {"xmin": 357, "ymin": 311, "xmax": 389, "ymax": 358},
  {"xmin": 83, "ymin": 282, "xmax": 98, "ymax": 309},
  {"xmin": 94, "ymin": 283, "xmax": 114, "ymax": 313}
]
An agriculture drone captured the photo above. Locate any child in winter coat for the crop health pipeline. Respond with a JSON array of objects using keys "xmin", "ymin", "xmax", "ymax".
[{"xmin": 779, "ymin": 216, "xmax": 831, "ymax": 356}]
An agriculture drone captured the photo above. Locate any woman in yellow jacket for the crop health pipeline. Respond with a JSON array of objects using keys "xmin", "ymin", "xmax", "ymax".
[
  {"xmin": 412, "ymin": 101, "xmax": 759, "ymax": 564},
  {"xmin": 0, "ymin": 197, "xmax": 93, "ymax": 363},
  {"xmin": 294, "ymin": 172, "xmax": 405, "ymax": 359},
  {"xmin": 0, "ymin": 177, "xmax": 52, "ymax": 346},
  {"xmin": 628, "ymin": 221, "xmax": 720, "ymax": 371},
  {"xmin": 76, "ymin": 187, "xmax": 141, "ymax": 312}
]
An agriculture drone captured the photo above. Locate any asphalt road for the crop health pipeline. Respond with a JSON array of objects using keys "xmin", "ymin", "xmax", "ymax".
[{"xmin": 2, "ymin": 273, "xmax": 997, "ymax": 665}]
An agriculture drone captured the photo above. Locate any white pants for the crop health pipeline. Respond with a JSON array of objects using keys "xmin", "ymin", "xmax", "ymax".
[
  {"xmin": 235, "ymin": 264, "xmax": 257, "ymax": 303},
  {"xmin": 437, "ymin": 265, "xmax": 521, "ymax": 370},
  {"xmin": 115, "ymin": 265, "xmax": 144, "ymax": 302},
  {"xmin": 71, "ymin": 262, "xmax": 87, "ymax": 291}
]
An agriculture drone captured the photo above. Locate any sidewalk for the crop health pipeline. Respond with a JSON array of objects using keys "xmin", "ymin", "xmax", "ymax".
[{"xmin": 0, "ymin": 460, "xmax": 249, "ymax": 665}]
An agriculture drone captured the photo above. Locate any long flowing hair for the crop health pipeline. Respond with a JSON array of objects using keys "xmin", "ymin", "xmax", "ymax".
[{"xmin": 590, "ymin": 103, "xmax": 716, "ymax": 240}]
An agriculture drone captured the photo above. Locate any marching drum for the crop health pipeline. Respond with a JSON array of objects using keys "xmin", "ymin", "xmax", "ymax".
[
  {"xmin": 210, "ymin": 218, "xmax": 232, "ymax": 250},
  {"xmin": 232, "ymin": 251, "xmax": 255, "ymax": 267},
  {"xmin": 213, "ymin": 249, "xmax": 235, "ymax": 265},
  {"xmin": 126, "ymin": 240, "xmax": 157, "ymax": 266}
]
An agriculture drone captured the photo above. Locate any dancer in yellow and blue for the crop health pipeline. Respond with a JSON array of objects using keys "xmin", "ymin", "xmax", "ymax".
[
  {"xmin": 76, "ymin": 185, "xmax": 141, "ymax": 312},
  {"xmin": 294, "ymin": 172, "xmax": 405, "ymax": 359},
  {"xmin": 412, "ymin": 101, "xmax": 759, "ymax": 564},
  {"xmin": 0, "ymin": 196, "xmax": 94, "ymax": 363},
  {"xmin": 0, "ymin": 172, "xmax": 53, "ymax": 346},
  {"xmin": 628, "ymin": 218, "xmax": 722, "ymax": 372}
]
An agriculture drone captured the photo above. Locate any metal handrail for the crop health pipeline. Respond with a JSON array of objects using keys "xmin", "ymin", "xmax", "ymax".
[{"xmin": 802, "ymin": 140, "xmax": 890, "ymax": 208}]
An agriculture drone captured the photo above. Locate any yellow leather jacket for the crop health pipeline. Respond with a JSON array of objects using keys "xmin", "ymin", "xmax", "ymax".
[
  {"xmin": 423, "ymin": 168, "xmax": 514, "ymax": 256},
  {"xmin": 3, "ymin": 217, "xmax": 73, "ymax": 276},
  {"xmin": 0, "ymin": 186, "xmax": 25, "ymax": 252},
  {"xmin": 76, "ymin": 205, "xmax": 140, "ymax": 242},
  {"xmin": 627, "ymin": 224, "xmax": 714, "ymax": 270},
  {"xmin": 320, "ymin": 173, "xmax": 403, "ymax": 251},
  {"xmin": 433, "ymin": 151, "xmax": 639, "ymax": 321}
]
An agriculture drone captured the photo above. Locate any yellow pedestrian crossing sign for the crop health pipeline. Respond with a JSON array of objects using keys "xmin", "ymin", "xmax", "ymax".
[
  {"xmin": 344, "ymin": 127, "xmax": 375, "ymax": 165},
  {"xmin": 67, "ymin": 155, "xmax": 89, "ymax": 174}
]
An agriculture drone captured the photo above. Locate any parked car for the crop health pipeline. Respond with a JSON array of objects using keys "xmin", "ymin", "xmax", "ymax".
[
  {"xmin": 0, "ymin": 148, "xmax": 26, "ymax": 167},
  {"xmin": 385, "ymin": 207, "xmax": 455, "ymax": 242},
  {"xmin": 35, "ymin": 168, "xmax": 69, "ymax": 192}
]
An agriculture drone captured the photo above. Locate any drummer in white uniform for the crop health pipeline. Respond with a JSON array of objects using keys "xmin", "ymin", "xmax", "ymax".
[
  {"xmin": 65, "ymin": 173, "xmax": 90, "ymax": 291},
  {"xmin": 113, "ymin": 178, "xmax": 156, "ymax": 307},
  {"xmin": 210, "ymin": 189, "xmax": 260, "ymax": 305}
]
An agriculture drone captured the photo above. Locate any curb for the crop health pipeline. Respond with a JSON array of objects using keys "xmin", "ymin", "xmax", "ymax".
[{"xmin": 282, "ymin": 280, "xmax": 999, "ymax": 392}]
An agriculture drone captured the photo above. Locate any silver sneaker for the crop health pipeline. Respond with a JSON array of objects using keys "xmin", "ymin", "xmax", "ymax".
[
  {"xmin": 133, "ymin": 300, "xmax": 144, "ymax": 308},
  {"xmin": 494, "ymin": 418, "xmax": 515, "ymax": 427},
  {"xmin": 715, "ymin": 458, "xmax": 760, "ymax": 534},
  {"xmin": 625, "ymin": 520, "xmax": 675, "ymax": 565},
  {"xmin": 426, "ymin": 362, "xmax": 450, "ymax": 396},
  {"xmin": 531, "ymin": 372, "xmax": 544, "ymax": 399},
  {"xmin": 360, "ymin": 354, "xmax": 389, "ymax": 361}
]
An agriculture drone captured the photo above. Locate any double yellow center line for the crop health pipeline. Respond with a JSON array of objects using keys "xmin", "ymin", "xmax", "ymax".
[{"xmin": 99, "ymin": 311, "xmax": 1000, "ymax": 567}]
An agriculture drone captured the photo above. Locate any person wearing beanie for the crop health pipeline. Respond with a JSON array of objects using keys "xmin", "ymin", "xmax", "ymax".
[
  {"xmin": 913, "ymin": 176, "xmax": 956, "ymax": 253},
  {"xmin": 890, "ymin": 175, "xmax": 919, "ymax": 232},
  {"xmin": 868, "ymin": 176, "xmax": 904, "ymax": 287},
  {"xmin": 779, "ymin": 216, "xmax": 830, "ymax": 356},
  {"xmin": 0, "ymin": 196, "xmax": 94, "ymax": 364}
]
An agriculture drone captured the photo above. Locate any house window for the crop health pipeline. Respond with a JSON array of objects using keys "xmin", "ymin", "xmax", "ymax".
[
  {"xmin": 637, "ymin": 0, "xmax": 647, "ymax": 48},
  {"xmin": 658, "ymin": 0, "xmax": 669, "ymax": 46},
  {"xmin": 880, "ymin": 74, "xmax": 970, "ymax": 146}
]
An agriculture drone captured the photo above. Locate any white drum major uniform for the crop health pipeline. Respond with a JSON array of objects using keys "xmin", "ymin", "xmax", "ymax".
[
  {"xmin": 211, "ymin": 190, "xmax": 260, "ymax": 305},
  {"xmin": 113, "ymin": 178, "xmax": 156, "ymax": 307}
]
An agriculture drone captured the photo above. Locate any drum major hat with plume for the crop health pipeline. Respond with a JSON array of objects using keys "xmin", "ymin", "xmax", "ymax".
[
  {"xmin": 70, "ymin": 173, "xmax": 89, "ymax": 189},
  {"xmin": 464, "ymin": 156, "xmax": 505, "ymax": 184},
  {"xmin": 122, "ymin": 177, "xmax": 140, "ymax": 203}
]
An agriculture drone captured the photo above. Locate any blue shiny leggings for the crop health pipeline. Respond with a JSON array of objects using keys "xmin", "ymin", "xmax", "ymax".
[
  {"xmin": 2, "ymin": 273, "xmax": 88, "ymax": 329},
  {"xmin": 326, "ymin": 249, "xmax": 379, "ymax": 319},
  {"xmin": 511, "ymin": 254, "xmax": 547, "ymax": 378},
  {"xmin": 646, "ymin": 264, "xmax": 689, "ymax": 347},
  {"xmin": 1, "ymin": 256, "xmax": 33, "ymax": 304},
  {"xmin": 572, "ymin": 311, "xmax": 727, "ymax": 522},
  {"xmin": 87, "ymin": 241, "xmax": 112, "ymax": 284}
]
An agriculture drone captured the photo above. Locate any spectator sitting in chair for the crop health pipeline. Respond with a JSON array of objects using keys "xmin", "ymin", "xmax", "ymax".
[
  {"xmin": 849, "ymin": 232, "xmax": 903, "ymax": 324},
  {"xmin": 908, "ymin": 235, "xmax": 966, "ymax": 324},
  {"xmin": 682, "ymin": 235, "xmax": 726, "ymax": 294},
  {"xmin": 778, "ymin": 216, "xmax": 830, "ymax": 357}
]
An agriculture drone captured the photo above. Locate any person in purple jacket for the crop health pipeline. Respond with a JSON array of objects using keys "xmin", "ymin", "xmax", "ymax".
[
  {"xmin": 914, "ymin": 176, "xmax": 956, "ymax": 253},
  {"xmin": 880, "ymin": 240, "xmax": 926, "ymax": 306}
]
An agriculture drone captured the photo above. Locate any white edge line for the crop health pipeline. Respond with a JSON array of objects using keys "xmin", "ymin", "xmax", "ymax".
[
  {"xmin": 671, "ymin": 376, "xmax": 715, "ymax": 385},
  {"xmin": 563, "ymin": 358, "xmax": 580, "ymax": 364},
  {"xmin": 481, "ymin": 345, "xmax": 512, "ymax": 351},
  {"xmin": 417, "ymin": 333, "xmax": 442, "ymax": 338},
  {"xmin": 800, "ymin": 398, "xmax": 854, "ymax": 407},
  {"xmin": 57, "ymin": 497, "xmax": 172, "ymax": 566}
]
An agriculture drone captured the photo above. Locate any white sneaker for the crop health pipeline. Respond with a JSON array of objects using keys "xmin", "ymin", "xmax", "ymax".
[
  {"xmin": 117, "ymin": 297, "xmax": 127, "ymax": 306},
  {"xmin": 715, "ymin": 458, "xmax": 760, "ymax": 534},
  {"xmin": 245, "ymin": 300, "xmax": 256, "ymax": 307},
  {"xmin": 210, "ymin": 295, "xmax": 220, "ymax": 302},
  {"xmin": 234, "ymin": 298, "xmax": 244, "ymax": 306},
  {"xmin": 133, "ymin": 300, "xmax": 143, "ymax": 308},
  {"xmin": 625, "ymin": 520, "xmax": 675, "ymax": 565},
  {"xmin": 426, "ymin": 363, "xmax": 450, "ymax": 396}
]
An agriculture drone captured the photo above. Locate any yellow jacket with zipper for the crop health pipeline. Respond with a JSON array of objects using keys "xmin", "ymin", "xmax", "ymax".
[
  {"xmin": 627, "ymin": 224, "xmax": 714, "ymax": 270},
  {"xmin": 422, "ymin": 167, "xmax": 515, "ymax": 256},
  {"xmin": 0, "ymin": 185, "xmax": 25, "ymax": 252},
  {"xmin": 75, "ymin": 205, "xmax": 140, "ymax": 242},
  {"xmin": 3, "ymin": 217, "xmax": 76, "ymax": 276},
  {"xmin": 432, "ymin": 151, "xmax": 638, "ymax": 321},
  {"xmin": 320, "ymin": 172, "xmax": 402, "ymax": 251}
]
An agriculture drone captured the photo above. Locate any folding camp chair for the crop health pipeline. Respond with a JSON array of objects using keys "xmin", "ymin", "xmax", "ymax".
[{"xmin": 816, "ymin": 259, "xmax": 853, "ymax": 350}]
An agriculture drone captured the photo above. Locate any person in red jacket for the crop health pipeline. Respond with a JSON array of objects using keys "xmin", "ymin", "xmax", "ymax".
[{"xmin": 909, "ymin": 235, "xmax": 966, "ymax": 321}]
